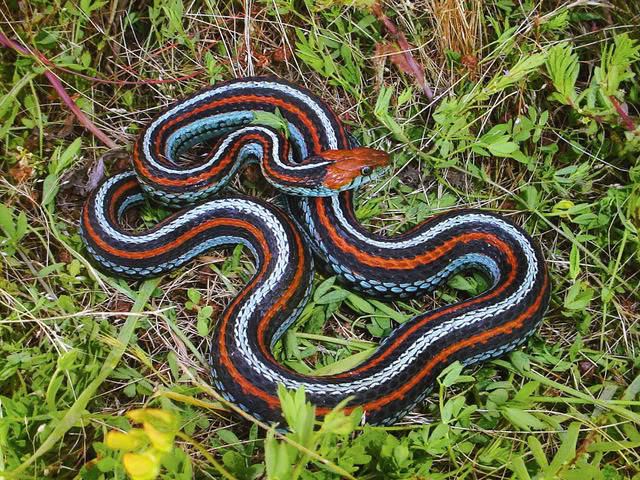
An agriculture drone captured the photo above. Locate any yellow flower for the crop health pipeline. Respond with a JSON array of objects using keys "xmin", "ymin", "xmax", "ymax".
[{"xmin": 122, "ymin": 451, "xmax": 161, "ymax": 480}]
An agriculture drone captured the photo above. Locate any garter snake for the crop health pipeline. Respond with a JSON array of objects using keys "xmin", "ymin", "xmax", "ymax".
[{"xmin": 81, "ymin": 77, "xmax": 550, "ymax": 426}]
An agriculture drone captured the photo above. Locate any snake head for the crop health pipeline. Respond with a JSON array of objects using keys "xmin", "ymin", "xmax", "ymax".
[{"xmin": 318, "ymin": 147, "xmax": 391, "ymax": 191}]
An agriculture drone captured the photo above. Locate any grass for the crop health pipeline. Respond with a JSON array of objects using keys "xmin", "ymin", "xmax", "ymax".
[{"xmin": 1, "ymin": 0, "xmax": 640, "ymax": 479}]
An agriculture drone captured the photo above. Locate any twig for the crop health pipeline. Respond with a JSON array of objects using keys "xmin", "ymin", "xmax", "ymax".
[
  {"xmin": 0, "ymin": 29, "xmax": 118, "ymax": 149},
  {"xmin": 371, "ymin": 3, "xmax": 434, "ymax": 100},
  {"xmin": 609, "ymin": 96, "xmax": 637, "ymax": 133}
]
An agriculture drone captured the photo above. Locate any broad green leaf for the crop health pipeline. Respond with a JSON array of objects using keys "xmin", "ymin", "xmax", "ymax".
[
  {"xmin": 346, "ymin": 294, "xmax": 375, "ymax": 314},
  {"xmin": 252, "ymin": 109, "xmax": 289, "ymax": 136},
  {"xmin": 313, "ymin": 276, "xmax": 336, "ymax": 301},
  {"xmin": 217, "ymin": 429, "xmax": 241, "ymax": 448},
  {"xmin": 167, "ymin": 351, "xmax": 179, "ymax": 382},
  {"xmin": 502, "ymin": 407, "xmax": 545, "ymax": 431},
  {"xmin": 509, "ymin": 350, "xmax": 531, "ymax": 373},
  {"xmin": 41, "ymin": 174, "xmax": 60, "ymax": 209},
  {"xmin": 586, "ymin": 440, "xmax": 640, "ymax": 452},
  {"xmin": 509, "ymin": 455, "xmax": 532, "ymax": 480},
  {"xmin": 513, "ymin": 381, "xmax": 539, "ymax": 404},
  {"xmin": 311, "ymin": 347, "xmax": 376, "ymax": 375},
  {"xmin": 58, "ymin": 294, "xmax": 76, "ymax": 313},
  {"xmin": 196, "ymin": 315, "xmax": 209, "ymax": 336},
  {"xmin": 315, "ymin": 288, "xmax": 350, "ymax": 305},
  {"xmin": 528, "ymin": 435, "xmax": 549, "ymax": 468},
  {"xmin": 187, "ymin": 288, "xmax": 200, "ymax": 304},
  {"xmin": 265, "ymin": 428, "xmax": 293, "ymax": 480},
  {"xmin": 519, "ymin": 185, "xmax": 540, "ymax": 210},
  {"xmin": 439, "ymin": 361, "xmax": 464, "ymax": 387},
  {"xmin": 569, "ymin": 242, "xmax": 580, "ymax": 279},
  {"xmin": 0, "ymin": 204, "xmax": 16, "ymax": 239},
  {"xmin": 441, "ymin": 396, "xmax": 465, "ymax": 424},
  {"xmin": 54, "ymin": 137, "xmax": 82, "ymax": 175},
  {"xmin": 57, "ymin": 348, "xmax": 78, "ymax": 370},
  {"xmin": 548, "ymin": 422, "xmax": 579, "ymax": 472},
  {"xmin": 487, "ymin": 140, "xmax": 519, "ymax": 157},
  {"xmin": 564, "ymin": 282, "xmax": 594, "ymax": 311},
  {"xmin": 447, "ymin": 274, "xmax": 474, "ymax": 292},
  {"xmin": 369, "ymin": 299, "xmax": 410, "ymax": 323}
]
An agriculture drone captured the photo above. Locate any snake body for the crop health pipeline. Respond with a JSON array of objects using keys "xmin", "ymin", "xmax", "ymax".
[{"xmin": 81, "ymin": 77, "xmax": 550, "ymax": 425}]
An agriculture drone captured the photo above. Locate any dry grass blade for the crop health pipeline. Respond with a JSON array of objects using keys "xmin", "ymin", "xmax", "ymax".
[{"xmin": 427, "ymin": 0, "xmax": 483, "ymax": 70}]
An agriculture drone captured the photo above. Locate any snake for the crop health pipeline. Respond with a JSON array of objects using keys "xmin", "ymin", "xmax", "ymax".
[{"xmin": 80, "ymin": 77, "xmax": 551, "ymax": 426}]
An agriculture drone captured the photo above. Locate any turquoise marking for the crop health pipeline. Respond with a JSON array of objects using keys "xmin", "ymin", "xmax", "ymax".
[{"xmin": 166, "ymin": 112, "xmax": 254, "ymax": 161}]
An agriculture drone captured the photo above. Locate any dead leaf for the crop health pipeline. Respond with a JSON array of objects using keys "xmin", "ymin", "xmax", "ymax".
[
  {"xmin": 255, "ymin": 52, "xmax": 270, "ymax": 70},
  {"xmin": 273, "ymin": 44, "xmax": 291, "ymax": 63},
  {"xmin": 8, "ymin": 160, "xmax": 34, "ymax": 183},
  {"xmin": 83, "ymin": 147, "xmax": 129, "ymax": 194},
  {"xmin": 380, "ymin": 41, "xmax": 414, "ymax": 75},
  {"xmin": 58, "ymin": 249, "xmax": 72, "ymax": 264},
  {"xmin": 399, "ymin": 165, "xmax": 421, "ymax": 188},
  {"xmin": 370, "ymin": 3, "xmax": 433, "ymax": 99},
  {"xmin": 242, "ymin": 163, "xmax": 262, "ymax": 184},
  {"xmin": 461, "ymin": 54, "xmax": 478, "ymax": 74},
  {"xmin": 55, "ymin": 113, "xmax": 76, "ymax": 138}
]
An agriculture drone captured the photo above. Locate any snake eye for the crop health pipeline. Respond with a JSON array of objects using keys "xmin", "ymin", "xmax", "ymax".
[{"xmin": 361, "ymin": 166, "xmax": 372, "ymax": 176}]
